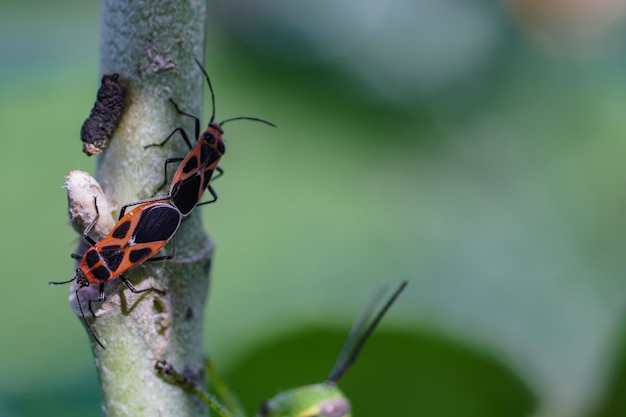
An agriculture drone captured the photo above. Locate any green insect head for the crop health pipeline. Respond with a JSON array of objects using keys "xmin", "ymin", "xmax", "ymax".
[{"xmin": 257, "ymin": 384, "xmax": 350, "ymax": 417}]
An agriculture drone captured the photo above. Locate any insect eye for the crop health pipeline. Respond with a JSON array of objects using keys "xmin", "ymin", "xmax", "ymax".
[
  {"xmin": 203, "ymin": 132, "xmax": 216, "ymax": 144},
  {"xmin": 319, "ymin": 398, "xmax": 351, "ymax": 417}
]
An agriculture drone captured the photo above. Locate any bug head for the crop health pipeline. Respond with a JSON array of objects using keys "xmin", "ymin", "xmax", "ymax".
[
  {"xmin": 201, "ymin": 126, "xmax": 226, "ymax": 156},
  {"xmin": 74, "ymin": 268, "xmax": 90, "ymax": 288},
  {"xmin": 257, "ymin": 384, "xmax": 351, "ymax": 417}
]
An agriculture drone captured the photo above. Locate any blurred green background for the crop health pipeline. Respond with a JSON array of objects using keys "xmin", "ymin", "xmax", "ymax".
[{"xmin": 3, "ymin": 0, "xmax": 626, "ymax": 416}]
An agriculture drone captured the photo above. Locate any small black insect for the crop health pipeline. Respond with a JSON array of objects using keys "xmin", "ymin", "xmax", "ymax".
[{"xmin": 80, "ymin": 73, "xmax": 126, "ymax": 156}]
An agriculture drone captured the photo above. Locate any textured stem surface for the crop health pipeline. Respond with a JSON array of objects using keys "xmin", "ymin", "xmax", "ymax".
[{"xmin": 66, "ymin": 1, "xmax": 211, "ymax": 416}]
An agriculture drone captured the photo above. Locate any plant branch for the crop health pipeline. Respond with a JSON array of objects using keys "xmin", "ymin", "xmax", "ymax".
[{"xmin": 66, "ymin": 0, "xmax": 211, "ymax": 415}]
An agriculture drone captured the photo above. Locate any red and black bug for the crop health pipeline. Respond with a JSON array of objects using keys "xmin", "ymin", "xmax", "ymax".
[
  {"xmin": 138, "ymin": 58, "xmax": 275, "ymax": 216},
  {"xmin": 81, "ymin": 73, "xmax": 126, "ymax": 156},
  {"xmin": 50, "ymin": 199, "xmax": 182, "ymax": 348}
]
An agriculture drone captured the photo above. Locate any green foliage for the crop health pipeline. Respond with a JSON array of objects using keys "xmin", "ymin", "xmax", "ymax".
[{"xmin": 227, "ymin": 330, "xmax": 535, "ymax": 417}]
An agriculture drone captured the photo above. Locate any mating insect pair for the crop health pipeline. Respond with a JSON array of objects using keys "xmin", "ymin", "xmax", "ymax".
[
  {"xmin": 50, "ymin": 59, "xmax": 274, "ymax": 348},
  {"xmin": 156, "ymin": 281, "xmax": 408, "ymax": 417}
]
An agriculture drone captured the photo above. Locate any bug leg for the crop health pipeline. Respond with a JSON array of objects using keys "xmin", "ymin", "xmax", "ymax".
[
  {"xmin": 76, "ymin": 287, "xmax": 106, "ymax": 349},
  {"xmin": 192, "ymin": 168, "xmax": 224, "ymax": 210},
  {"xmin": 191, "ymin": 169, "xmax": 223, "ymax": 211},
  {"xmin": 196, "ymin": 185, "xmax": 218, "ymax": 207},
  {"xmin": 88, "ymin": 283, "xmax": 106, "ymax": 317},
  {"xmin": 212, "ymin": 166, "xmax": 224, "ymax": 182},
  {"xmin": 119, "ymin": 274, "xmax": 166, "ymax": 296},
  {"xmin": 119, "ymin": 196, "xmax": 172, "ymax": 218},
  {"xmin": 148, "ymin": 237, "xmax": 176, "ymax": 262},
  {"xmin": 168, "ymin": 98, "xmax": 201, "ymax": 141},
  {"xmin": 81, "ymin": 196, "xmax": 100, "ymax": 246},
  {"xmin": 145, "ymin": 125, "xmax": 194, "ymax": 150},
  {"xmin": 151, "ymin": 157, "xmax": 184, "ymax": 197},
  {"xmin": 50, "ymin": 201, "xmax": 96, "ymax": 285}
]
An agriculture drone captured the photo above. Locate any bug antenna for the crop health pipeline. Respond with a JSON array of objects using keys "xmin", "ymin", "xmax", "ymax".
[
  {"xmin": 75, "ymin": 288, "xmax": 106, "ymax": 349},
  {"xmin": 194, "ymin": 57, "xmax": 216, "ymax": 123},
  {"xmin": 219, "ymin": 117, "xmax": 276, "ymax": 128},
  {"xmin": 48, "ymin": 277, "xmax": 76, "ymax": 286},
  {"xmin": 326, "ymin": 281, "xmax": 408, "ymax": 384}
]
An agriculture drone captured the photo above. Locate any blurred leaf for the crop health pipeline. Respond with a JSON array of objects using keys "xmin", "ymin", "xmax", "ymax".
[
  {"xmin": 226, "ymin": 328, "xmax": 536, "ymax": 417},
  {"xmin": 589, "ymin": 327, "xmax": 626, "ymax": 417}
]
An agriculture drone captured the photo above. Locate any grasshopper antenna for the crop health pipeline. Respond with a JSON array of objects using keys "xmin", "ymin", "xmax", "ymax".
[{"xmin": 326, "ymin": 281, "xmax": 408, "ymax": 384}]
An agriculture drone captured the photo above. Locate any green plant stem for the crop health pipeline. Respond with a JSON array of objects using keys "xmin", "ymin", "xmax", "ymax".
[{"xmin": 66, "ymin": 1, "xmax": 211, "ymax": 416}]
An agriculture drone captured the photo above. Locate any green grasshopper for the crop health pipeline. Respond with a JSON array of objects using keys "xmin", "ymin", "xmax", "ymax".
[{"xmin": 156, "ymin": 281, "xmax": 408, "ymax": 417}]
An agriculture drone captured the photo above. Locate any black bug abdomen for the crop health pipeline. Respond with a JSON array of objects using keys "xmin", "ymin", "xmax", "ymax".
[
  {"xmin": 170, "ymin": 176, "xmax": 202, "ymax": 216},
  {"xmin": 132, "ymin": 204, "xmax": 181, "ymax": 243}
]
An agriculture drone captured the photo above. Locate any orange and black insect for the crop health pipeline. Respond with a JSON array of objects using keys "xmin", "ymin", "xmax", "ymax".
[
  {"xmin": 50, "ymin": 199, "xmax": 182, "ymax": 348},
  {"xmin": 81, "ymin": 73, "xmax": 126, "ymax": 156},
  {"xmin": 140, "ymin": 58, "xmax": 275, "ymax": 216}
]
